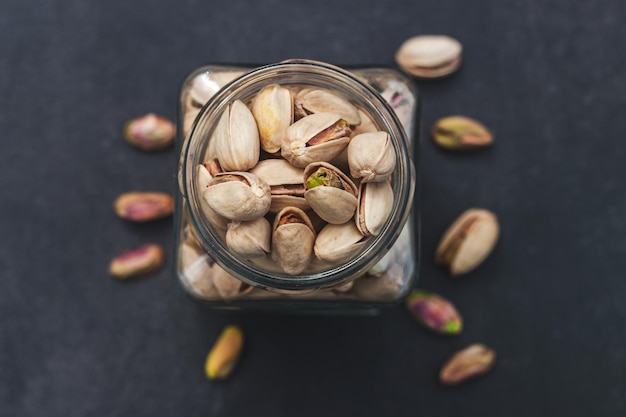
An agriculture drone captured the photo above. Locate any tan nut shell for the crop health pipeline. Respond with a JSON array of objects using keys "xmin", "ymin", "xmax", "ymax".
[
  {"xmin": 395, "ymin": 35, "xmax": 462, "ymax": 79},
  {"xmin": 314, "ymin": 222, "xmax": 369, "ymax": 265},
  {"xmin": 250, "ymin": 159, "xmax": 309, "ymax": 213},
  {"xmin": 295, "ymin": 87, "xmax": 361, "ymax": 125},
  {"xmin": 225, "ymin": 217, "xmax": 271, "ymax": 259},
  {"xmin": 350, "ymin": 109, "xmax": 378, "ymax": 137},
  {"xmin": 215, "ymin": 100, "xmax": 260, "ymax": 171},
  {"xmin": 303, "ymin": 162, "xmax": 358, "ymax": 224},
  {"xmin": 282, "ymin": 112, "xmax": 351, "ymax": 168},
  {"xmin": 180, "ymin": 241, "xmax": 220, "ymax": 299},
  {"xmin": 252, "ymin": 84, "xmax": 293, "ymax": 153},
  {"xmin": 271, "ymin": 207, "xmax": 316, "ymax": 275},
  {"xmin": 213, "ymin": 267, "xmax": 253, "ymax": 299},
  {"xmin": 348, "ymin": 131, "xmax": 396, "ymax": 182},
  {"xmin": 196, "ymin": 164, "xmax": 229, "ymax": 232},
  {"xmin": 203, "ymin": 172, "xmax": 271, "ymax": 221},
  {"xmin": 356, "ymin": 179, "xmax": 394, "ymax": 237},
  {"xmin": 435, "ymin": 208, "xmax": 499, "ymax": 276}
]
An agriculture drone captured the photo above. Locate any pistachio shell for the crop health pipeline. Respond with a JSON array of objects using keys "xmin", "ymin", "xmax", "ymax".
[
  {"xmin": 179, "ymin": 241, "xmax": 220, "ymax": 299},
  {"xmin": 356, "ymin": 179, "xmax": 394, "ymax": 236},
  {"xmin": 314, "ymin": 222, "xmax": 368, "ymax": 265},
  {"xmin": 395, "ymin": 35, "xmax": 462, "ymax": 79},
  {"xmin": 271, "ymin": 207, "xmax": 316, "ymax": 275},
  {"xmin": 202, "ymin": 172, "xmax": 271, "ymax": 221},
  {"xmin": 250, "ymin": 159, "xmax": 310, "ymax": 213},
  {"xmin": 282, "ymin": 112, "xmax": 351, "ymax": 168},
  {"xmin": 252, "ymin": 84, "xmax": 293, "ymax": 153},
  {"xmin": 303, "ymin": 162, "xmax": 358, "ymax": 224},
  {"xmin": 435, "ymin": 209, "xmax": 499, "ymax": 276},
  {"xmin": 215, "ymin": 100, "xmax": 260, "ymax": 171},
  {"xmin": 188, "ymin": 72, "xmax": 222, "ymax": 106},
  {"xmin": 350, "ymin": 109, "xmax": 378, "ymax": 136},
  {"xmin": 196, "ymin": 164, "xmax": 229, "ymax": 232},
  {"xmin": 440, "ymin": 344, "xmax": 496, "ymax": 386},
  {"xmin": 294, "ymin": 87, "xmax": 361, "ymax": 125},
  {"xmin": 213, "ymin": 266, "xmax": 253, "ymax": 299},
  {"xmin": 225, "ymin": 217, "xmax": 271, "ymax": 259},
  {"xmin": 347, "ymin": 131, "xmax": 396, "ymax": 182}
]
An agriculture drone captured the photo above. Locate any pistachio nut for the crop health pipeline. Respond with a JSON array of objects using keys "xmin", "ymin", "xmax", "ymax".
[
  {"xmin": 212, "ymin": 267, "xmax": 253, "ymax": 299},
  {"xmin": 435, "ymin": 209, "xmax": 499, "ymax": 276},
  {"xmin": 205, "ymin": 325, "xmax": 244, "ymax": 380},
  {"xmin": 395, "ymin": 35, "xmax": 462, "ymax": 79},
  {"xmin": 440, "ymin": 344, "xmax": 496, "ymax": 386},
  {"xmin": 202, "ymin": 172, "xmax": 271, "ymax": 221},
  {"xmin": 303, "ymin": 162, "xmax": 358, "ymax": 224},
  {"xmin": 282, "ymin": 112, "xmax": 352, "ymax": 168},
  {"xmin": 109, "ymin": 244, "xmax": 164, "ymax": 279},
  {"xmin": 180, "ymin": 240, "xmax": 220, "ymax": 299},
  {"xmin": 347, "ymin": 131, "xmax": 396, "ymax": 182},
  {"xmin": 294, "ymin": 87, "xmax": 361, "ymax": 125},
  {"xmin": 355, "ymin": 179, "xmax": 394, "ymax": 237},
  {"xmin": 249, "ymin": 159, "xmax": 309, "ymax": 213},
  {"xmin": 314, "ymin": 222, "xmax": 368, "ymax": 265},
  {"xmin": 225, "ymin": 217, "xmax": 271, "ymax": 259},
  {"xmin": 271, "ymin": 206, "xmax": 316, "ymax": 275},
  {"xmin": 113, "ymin": 192, "xmax": 174, "ymax": 222},
  {"xmin": 432, "ymin": 116, "xmax": 493, "ymax": 150},
  {"xmin": 405, "ymin": 290, "xmax": 463, "ymax": 335},
  {"xmin": 196, "ymin": 164, "xmax": 229, "ymax": 233},
  {"xmin": 123, "ymin": 113, "xmax": 175, "ymax": 151},
  {"xmin": 214, "ymin": 99, "xmax": 260, "ymax": 171},
  {"xmin": 252, "ymin": 84, "xmax": 293, "ymax": 153},
  {"xmin": 351, "ymin": 265, "xmax": 405, "ymax": 301}
]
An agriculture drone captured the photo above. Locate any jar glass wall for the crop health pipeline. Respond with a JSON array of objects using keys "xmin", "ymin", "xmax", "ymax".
[{"xmin": 175, "ymin": 60, "xmax": 419, "ymax": 312}]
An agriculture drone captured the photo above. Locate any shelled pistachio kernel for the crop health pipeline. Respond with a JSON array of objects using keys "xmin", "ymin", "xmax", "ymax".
[
  {"xmin": 435, "ymin": 208, "xmax": 499, "ymax": 276},
  {"xmin": 405, "ymin": 290, "xmax": 462, "ymax": 334},
  {"xmin": 109, "ymin": 244, "xmax": 164, "ymax": 279},
  {"xmin": 113, "ymin": 192, "xmax": 174, "ymax": 222},
  {"xmin": 432, "ymin": 116, "xmax": 493, "ymax": 150},
  {"xmin": 205, "ymin": 325, "xmax": 244, "ymax": 380},
  {"xmin": 123, "ymin": 113, "xmax": 175, "ymax": 151},
  {"xmin": 440, "ymin": 344, "xmax": 496, "ymax": 386},
  {"xmin": 395, "ymin": 35, "xmax": 462, "ymax": 79}
]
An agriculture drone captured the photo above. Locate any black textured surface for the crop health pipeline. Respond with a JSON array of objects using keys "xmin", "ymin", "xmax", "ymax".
[{"xmin": 2, "ymin": 1, "xmax": 625, "ymax": 416}]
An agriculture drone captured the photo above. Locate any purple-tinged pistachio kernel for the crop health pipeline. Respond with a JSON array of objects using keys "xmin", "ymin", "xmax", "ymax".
[{"xmin": 406, "ymin": 290, "xmax": 462, "ymax": 334}]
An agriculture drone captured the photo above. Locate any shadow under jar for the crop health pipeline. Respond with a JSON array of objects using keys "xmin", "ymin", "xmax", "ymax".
[{"xmin": 175, "ymin": 59, "xmax": 419, "ymax": 314}]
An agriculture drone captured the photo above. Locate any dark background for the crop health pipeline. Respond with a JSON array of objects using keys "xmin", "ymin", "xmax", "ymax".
[{"xmin": 2, "ymin": 0, "xmax": 625, "ymax": 415}]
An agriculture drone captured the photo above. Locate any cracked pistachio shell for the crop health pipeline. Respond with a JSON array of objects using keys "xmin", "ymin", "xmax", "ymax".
[
  {"xmin": 214, "ymin": 100, "xmax": 260, "ymax": 171},
  {"xmin": 435, "ymin": 209, "xmax": 499, "ymax": 276},
  {"xmin": 314, "ymin": 222, "xmax": 369, "ymax": 265},
  {"xmin": 188, "ymin": 72, "xmax": 221, "ymax": 107},
  {"xmin": 348, "ymin": 131, "xmax": 396, "ymax": 182},
  {"xmin": 271, "ymin": 206, "xmax": 316, "ymax": 275},
  {"xmin": 202, "ymin": 172, "xmax": 271, "ymax": 221},
  {"xmin": 249, "ymin": 159, "xmax": 309, "ymax": 213},
  {"xmin": 395, "ymin": 35, "xmax": 462, "ymax": 79},
  {"xmin": 303, "ymin": 161, "xmax": 358, "ymax": 224},
  {"xmin": 179, "ymin": 241, "xmax": 220, "ymax": 299},
  {"xmin": 351, "ymin": 109, "xmax": 378, "ymax": 137},
  {"xmin": 432, "ymin": 116, "xmax": 493, "ymax": 150},
  {"xmin": 252, "ymin": 84, "xmax": 293, "ymax": 153},
  {"xmin": 225, "ymin": 217, "xmax": 271, "ymax": 259},
  {"xmin": 356, "ymin": 179, "xmax": 394, "ymax": 237},
  {"xmin": 294, "ymin": 87, "xmax": 361, "ymax": 125},
  {"xmin": 282, "ymin": 112, "xmax": 351, "ymax": 168},
  {"xmin": 440, "ymin": 344, "xmax": 496, "ymax": 386},
  {"xmin": 406, "ymin": 290, "xmax": 463, "ymax": 334},
  {"xmin": 196, "ymin": 164, "xmax": 229, "ymax": 232}
]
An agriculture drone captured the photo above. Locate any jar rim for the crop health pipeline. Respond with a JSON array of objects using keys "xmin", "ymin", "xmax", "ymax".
[{"xmin": 183, "ymin": 59, "xmax": 415, "ymax": 291}]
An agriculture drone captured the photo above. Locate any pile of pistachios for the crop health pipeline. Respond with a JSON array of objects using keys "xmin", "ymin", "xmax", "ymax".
[{"xmin": 196, "ymin": 84, "xmax": 396, "ymax": 275}]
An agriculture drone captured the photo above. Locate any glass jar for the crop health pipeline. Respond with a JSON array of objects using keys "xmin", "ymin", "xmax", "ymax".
[{"xmin": 175, "ymin": 60, "xmax": 419, "ymax": 313}]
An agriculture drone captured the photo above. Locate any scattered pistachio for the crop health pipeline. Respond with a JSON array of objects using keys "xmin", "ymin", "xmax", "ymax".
[
  {"xmin": 205, "ymin": 325, "xmax": 244, "ymax": 380},
  {"xmin": 395, "ymin": 35, "xmax": 462, "ymax": 79},
  {"xmin": 113, "ymin": 192, "xmax": 174, "ymax": 222},
  {"xmin": 435, "ymin": 208, "xmax": 499, "ymax": 276},
  {"xmin": 440, "ymin": 344, "xmax": 496, "ymax": 386},
  {"xmin": 405, "ymin": 290, "xmax": 462, "ymax": 334},
  {"xmin": 123, "ymin": 113, "xmax": 175, "ymax": 151},
  {"xmin": 432, "ymin": 116, "xmax": 493, "ymax": 150},
  {"xmin": 109, "ymin": 244, "xmax": 164, "ymax": 279}
]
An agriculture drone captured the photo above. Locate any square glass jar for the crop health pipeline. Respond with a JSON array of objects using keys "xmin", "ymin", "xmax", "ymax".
[{"xmin": 175, "ymin": 60, "xmax": 419, "ymax": 313}]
